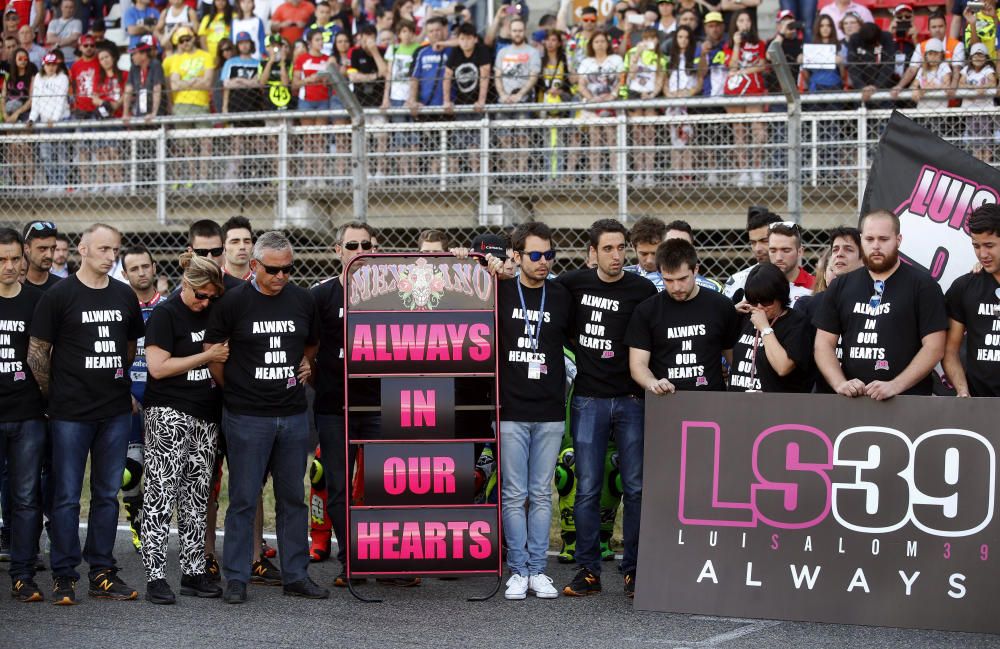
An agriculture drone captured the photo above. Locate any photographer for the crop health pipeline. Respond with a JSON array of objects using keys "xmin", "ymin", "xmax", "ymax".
[
  {"xmin": 125, "ymin": 0, "xmax": 161, "ymax": 52},
  {"xmin": 766, "ymin": 9, "xmax": 803, "ymax": 92},
  {"xmin": 887, "ymin": 3, "xmax": 918, "ymax": 83}
]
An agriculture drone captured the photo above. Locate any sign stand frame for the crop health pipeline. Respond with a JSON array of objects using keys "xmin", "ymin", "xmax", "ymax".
[{"xmin": 341, "ymin": 253, "xmax": 503, "ymax": 602}]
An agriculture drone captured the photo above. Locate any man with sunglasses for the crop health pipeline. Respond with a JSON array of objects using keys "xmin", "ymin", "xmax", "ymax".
[
  {"xmin": 558, "ymin": 4, "xmax": 599, "ymax": 72},
  {"xmin": 814, "ymin": 210, "xmax": 947, "ymax": 400},
  {"xmin": 187, "ymin": 220, "xmax": 245, "ymax": 292},
  {"xmin": 767, "ymin": 222, "xmax": 814, "ymax": 307},
  {"xmin": 27, "ymin": 223, "xmax": 145, "ymax": 605},
  {"xmin": 204, "ymin": 231, "xmax": 327, "ymax": 604},
  {"xmin": 21, "ymin": 221, "xmax": 61, "ymax": 292},
  {"xmin": 943, "ymin": 204, "xmax": 1000, "ymax": 398},
  {"xmin": 483, "ymin": 221, "xmax": 572, "ymax": 600},
  {"xmin": 723, "ymin": 207, "xmax": 782, "ymax": 303},
  {"xmin": 69, "ymin": 34, "xmax": 101, "ymax": 191}
]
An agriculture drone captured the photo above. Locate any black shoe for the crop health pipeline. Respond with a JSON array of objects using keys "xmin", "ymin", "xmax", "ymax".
[
  {"xmin": 180, "ymin": 573, "xmax": 223, "ymax": 598},
  {"xmin": 563, "ymin": 567, "xmax": 602, "ymax": 597},
  {"xmin": 11, "ymin": 578, "xmax": 44, "ymax": 602},
  {"xmin": 204, "ymin": 553, "xmax": 221, "ymax": 583},
  {"xmin": 52, "ymin": 576, "xmax": 77, "ymax": 606},
  {"xmin": 283, "ymin": 578, "xmax": 330, "ymax": 599},
  {"xmin": 624, "ymin": 571, "xmax": 636, "ymax": 598},
  {"xmin": 376, "ymin": 577, "xmax": 422, "ymax": 587},
  {"xmin": 89, "ymin": 569, "xmax": 138, "ymax": 600},
  {"xmin": 224, "ymin": 580, "xmax": 247, "ymax": 604},
  {"xmin": 145, "ymin": 578, "xmax": 176, "ymax": 605},
  {"xmin": 250, "ymin": 557, "xmax": 282, "ymax": 586},
  {"xmin": 333, "ymin": 569, "xmax": 366, "ymax": 588}
]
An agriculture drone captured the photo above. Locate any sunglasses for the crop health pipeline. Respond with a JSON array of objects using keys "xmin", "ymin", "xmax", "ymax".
[
  {"xmin": 581, "ymin": 16, "xmax": 597, "ymax": 22},
  {"xmin": 193, "ymin": 247, "xmax": 224, "ymax": 257},
  {"xmin": 520, "ymin": 250, "xmax": 556, "ymax": 262},
  {"xmin": 193, "ymin": 290, "xmax": 220, "ymax": 301},
  {"xmin": 768, "ymin": 220, "xmax": 800, "ymax": 231},
  {"xmin": 178, "ymin": 36, "xmax": 193, "ymax": 43},
  {"xmin": 28, "ymin": 220, "xmax": 57, "ymax": 231},
  {"xmin": 869, "ymin": 279, "xmax": 885, "ymax": 310},
  {"xmin": 258, "ymin": 262, "xmax": 294, "ymax": 276},
  {"xmin": 342, "ymin": 240, "xmax": 373, "ymax": 251}
]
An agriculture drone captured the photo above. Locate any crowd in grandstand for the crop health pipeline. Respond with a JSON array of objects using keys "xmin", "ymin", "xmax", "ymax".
[
  {"xmin": 1, "ymin": 205, "xmax": 999, "ymax": 605},
  {"xmin": 2, "ymin": 0, "xmax": 999, "ymax": 188}
]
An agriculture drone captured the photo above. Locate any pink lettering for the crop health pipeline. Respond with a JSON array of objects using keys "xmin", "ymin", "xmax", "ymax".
[
  {"xmin": 357, "ymin": 522, "xmax": 380, "ymax": 559},
  {"xmin": 424, "ymin": 522, "xmax": 447, "ymax": 559},
  {"xmin": 400, "ymin": 390, "xmax": 436, "ymax": 428},
  {"xmin": 426, "ymin": 324, "xmax": 450, "ymax": 361},
  {"xmin": 399, "ymin": 521, "xmax": 424, "ymax": 559},
  {"xmin": 468, "ymin": 521, "xmax": 492, "ymax": 559},
  {"xmin": 445, "ymin": 323, "xmax": 468, "ymax": 360},
  {"xmin": 447, "ymin": 521, "xmax": 469, "ymax": 558},
  {"xmin": 382, "ymin": 522, "xmax": 400, "ymax": 559},
  {"xmin": 467, "ymin": 323, "xmax": 492, "ymax": 361},
  {"xmin": 351, "ymin": 325, "xmax": 374, "ymax": 361},
  {"xmin": 383, "ymin": 457, "xmax": 406, "ymax": 495},
  {"xmin": 390, "ymin": 324, "xmax": 427, "ymax": 361},
  {"xmin": 432, "ymin": 456, "xmax": 456, "ymax": 493},
  {"xmin": 678, "ymin": 422, "xmax": 756, "ymax": 527},
  {"xmin": 751, "ymin": 424, "xmax": 833, "ymax": 530}
]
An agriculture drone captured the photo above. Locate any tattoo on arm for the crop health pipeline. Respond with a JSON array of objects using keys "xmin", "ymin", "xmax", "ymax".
[{"xmin": 27, "ymin": 337, "xmax": 52, "ymax": 398}]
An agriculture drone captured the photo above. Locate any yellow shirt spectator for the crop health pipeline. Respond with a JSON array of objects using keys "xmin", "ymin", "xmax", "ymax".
[
  {"xmin": 198, "ymin": 12, "xmax": 230, "ymax": 59},
  {"xmin": 163, "ymin": 48, "xmax": 215, "ymax": 107}
]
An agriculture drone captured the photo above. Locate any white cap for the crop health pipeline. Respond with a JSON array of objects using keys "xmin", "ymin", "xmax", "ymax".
[
  {"xmin": 924, "ymin": 38, "xmax": 944, "ymax": 53},
  {"xmin": 970, "ymin": 42, "xmax": 989, "ymax": 57}
]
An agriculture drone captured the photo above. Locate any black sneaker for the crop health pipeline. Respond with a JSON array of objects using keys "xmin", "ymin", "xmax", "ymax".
[
  {"xmin": 624, "ymin": 571, "xmax": 636, "ymax": 598},
  {"xmin": 52, "ymin": 576, "xmax": 77, "ymax": 606},
  {"xmin": 88, "ymin": 569, "xmax": 138, "ymax": 600},
  {"xmin": 11, "ymin": 578, "xmax": 44, "ymax": 602},
  {"xmin": 250, "ymin": 557, "xmax": 282, "ymax": 586},
  {"xmin": 180, "ymin": 573, "xmax": 223, "ymax": 598},
  {"xmin": 145, "ymin": 578, "xmax": 176, "ymax": 605},
  {"xmin": 0, "ymin": 531, "xmax": 11, "ymax": 561},
  {"xmin": 204, "ymin": 553, "xmax": 221, "ymax": 583},
  {"xmin": 224, "ymin": 580, "xmax": 247, "ymax": 604},
  {"xmin": 283, "ymin": 578, "xmax": 330, "ymax": 599},
  {"xmin": 563, "ymin": 567, "xmax": 602, "ymax": 597},
  {"xmin": 333, "ymin": 569, "xmax": 366, "ymax": 588}
]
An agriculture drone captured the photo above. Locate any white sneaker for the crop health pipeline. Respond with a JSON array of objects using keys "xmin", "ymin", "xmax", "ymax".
[
  {"xmin": 751, "ymin": 171, "xmax": 765, "ymax": 186},
  {"xmin": 737, "ymin": 172, "xmax": 751, "ymax": 187},
  {"xmin": 707, "ymin": 171, "xmax": 720, "ymax": 186},
  {"xmin": 528, "ymin": 573, "xmax": 558, "ymax": 599},
  {"xmin": 504, "ymin": 574, "xmax": 528, "ymax": 600}
]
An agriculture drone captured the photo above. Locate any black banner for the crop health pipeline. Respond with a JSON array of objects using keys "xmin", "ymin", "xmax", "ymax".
[
  {"xmin": 346, "ymin": 310, "xmax": 495, "ymax": 376},
  {"xmin": 635, "ymin": 392, "xmax": 1000, "ymax": 634},
  {"xmin": 861, "ymin": 111, "xmax": 1000, "ymax": 290},
  {"xmin": 379, "ymin": 378, "xmax": 456, "ymax": 440},
  {"xmin": 349, "ymin": 507, "xmax": 500, "ymax": 574},
  {"xmin": 346, "ymin": 256, "xmax": 495, "ymax": 311},
  {"xmin": 362, "ymin": 443, "xmax": 475, "ymax": 506}
]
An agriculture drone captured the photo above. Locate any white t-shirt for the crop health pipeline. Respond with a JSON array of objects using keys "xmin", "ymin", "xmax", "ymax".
[
  {"xmin": 961, "ymin": 64, "xmax": 997, "ymax": 110},
  {"xmin": 578, "ymin": 54, "xmax": 624, "ymax": 98},
  {"xmin": 915, "ymin": 63, "xmax": 951, "ymax": 109}
]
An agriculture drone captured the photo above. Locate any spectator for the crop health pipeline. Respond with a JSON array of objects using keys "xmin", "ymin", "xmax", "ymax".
[
  {"xmin": 348, "ymin": 24, "xmax": 387, "ymax": 114},
  {"xmin": 259, "ymin": 33, "xmax": 294, "ymax": 115},
  {"xmin": 837, "ymin": 10, "xmax": 862, "ymax": 72},
  {"xmin": 2, "ymin": 47, "xmax": 33, "ymax": 185},
  {"xmin": 232, "ymin": 0, "xmax": 267, "ymax": 56},
  {"xmin": 163, "ymin": 26, "xmax": 215, "ymax": 185},
  {"xmin": 616, "ymin": 7, "xmax": 644, "ymax": 56},
  {"xmin": 719, "ymin": 0, "xmax": 760, "ymax": 35},
  {"xmin": 892, "ymin": 11, "xmax": 966, "ymax": 97},
  {"xmin": 158, "ymin": 0, "xmax": 198, "ymax": 54},
  {"xmin": 767, "ymin": 221, "xmax": 815, "ymax": 307},
  {"xmin": 271, "ymin": 0, "xmax": 316, "ymax": 47},
  {"xmin": 79, "ymin": 0, "xmax": 111, "ymax": 32},
  {"xmin": 803, "ymin": 15, "xmax": 844, "ymax": 94},
  {"xmin": 1, "ymin": 34, "xmax": 14, "ymax": 66},
  {"xmin": 199, "ymin": 0, "xmax": 233, "ymax": 59},
  {"xmin": 693, "ymin": 11, "xmax": 726, "ymax": 184},
  {"xmin": 778, "ymin": 0, "xmax": 815, "ymax": 45},
  {"xmin": 16, "ymin": 25, "xmax": 42, "ymax": 69},
  {"xmin": 442, "ymin": 21, "xmax": 490, "ymax": 174},
  {"xmin": 391, "ymin": 0, "xmax": 418, "ymax": 34},
  {"xmin": 676, "ymin": 6, "xmax": 701, "ymax": 39},
  {"xmin": 293, "ymin": 29, "xmax": 332, "ymax": 184},
  {"xmin": 665, "ymin": 25, "xmax": 698, "ymax": 183},
  {"xmin": 4, "ymin": 1, "xmax": 42, "ymax": 33},
  {"xmin": 211, "ymin": 36, "xmax": 236, "ymax": 112},
  {"xmin": 575, "ymin": 29, "xmax": 622, "ymax": 183},
  {"xmin": 494, "ymin": 17, "xmax": 540, "ymax": 178},
  {"xmin": 126, "ymin": 0, "xmax": 162, "ymax": 52},
  {"xmin": 28, "ymin": 52, "xmax": 70, "ymax": 193},
  {"xmin": 887, "ymin": 4, "xmax": 918, "ymax": 83},
  {"xmin": 221, "ymin": 32, "xmax": 263, "ymax": 181},
  {"xmin": 45, "ymin": 0, "xmax": 82, "ymax": 65},
  {"xmin": 52, "ymin": 232, "xmax": 73, "ymax": 277},
  {"xmin": 95, "ymin": 46, "xmax": 128, "ymax": 192},
  {"xmin": 416, "ymin": 228, "xmax": 450, "ymax": 251},
  {"xmin": 407, "ymin": 15, "xmax": 449, "ymax": 118},
  {"xmin": 89, "ymin": 19, "xmax": 116, "ymax": 54},
  {"xmin": 381, "ymin": 19, "xmax": 419, "ymax": 177},
  {"xmin": 962, "ymin": 0, "xmax": 997, "ymax": 60},
  {"xmin": 768, "ymin": 9, "xmax": 803, "ymax": 90},
  {"xmin": 623, "ymin": 28, "xmax": 665, "ymax": 186},
  {"xmin": 3, "ymin": 9, "xmax": 22, "ymax": 40},
  {"xmin": 655, "ymin": 0, "xmax": 677, "ymax": 36},
  {"xmin": 559, "ymin": 4, "xmax": 599, "ymax": 73},
  {"xmin": 908, "ymin": 37, "xmax": 951, "ymax": 109},
  {"xmin": 820, "ymin": 0, "xmax": 874, "ymax": 40},
  {"xmin": 723, "ymin": 10, "xmax": 767, "ymax": 187},
  {"xmin": 959, "ymin": 42, "xmax": 996, "ymax": 163},
  {"xmin": 123, "ymin": 35, "xmax": 165, "ymax": 123},
  {"xmin": 330, "ymin": 29, "xmax": 354, "ymax": 176},
  {"xmin": 307, "ymin": 1, "xmax": 341, "ymax": 56},
  {"xmin": 537, "ymin": 28, "xmax": 571, "ymax": 105},
  {"xmin": 847, "ymin": 22, "xmax": 896, "ymax": 104}
]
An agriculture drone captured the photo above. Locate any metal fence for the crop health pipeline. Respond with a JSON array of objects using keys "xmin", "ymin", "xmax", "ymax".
[{"xmin": 2, "ymin": 57, "xmax": 998, "ymax": 286}]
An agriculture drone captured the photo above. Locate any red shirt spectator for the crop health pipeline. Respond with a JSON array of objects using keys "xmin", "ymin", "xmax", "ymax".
[
  {"xmin": 723, "ymin": 39, "xmax": 767, "ymax": 95},
  {"xmin": 271, "ymin": 0, "xmax": 314, "ymax": 46},
  {"xmin": 70, "ymin": 34, "xmax": 101, "ymax": 112},
  {"xmin": 293, "ymin": 50, "xmax": 330, "ymax": 101},
  {"xmin": 4, "ymin": 0, "xmax": 39, "ymax": 29},
  {"xmin": 96, "ymin": 68, "xmax": 129, "ymax": 117}
]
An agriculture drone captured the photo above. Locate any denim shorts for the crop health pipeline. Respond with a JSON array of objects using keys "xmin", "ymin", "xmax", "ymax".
[{"xmin": 298, "ymin": 98, "xmax": 330, "ymax": 112}]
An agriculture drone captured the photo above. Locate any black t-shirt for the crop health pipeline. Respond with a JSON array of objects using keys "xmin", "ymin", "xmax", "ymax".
[
  {"xmin": 794, "ymin": 291, "xmax": 830, "ymax": 392},
  {"xmin": 624, "ymin": 287, "xmax": 739, "ymax": 391},
  {"xmin": 30, "ymin": 275, "xmax": 145, "ymax": 420},
  {"xmin": 204, "ymin": 281, "xmax": 320, "ymax": 416},
  {"xmin": 729, "ymin": 308, "xmax": 813, "ymax": 393},
  {"xmin": 446, "ymin": 43, "xmax": 492, "ymax": 105},
  {"xmin": 27, "ymin": 273, "xmax": 62, "ymax": 292},
  {"xmin": 311, "ymin": 276, "xmax": 378, "ymax": 415},
  {"xmin": 349, "ymin": 45, "xmax": 385, "ymax": 107},
  {"xmin": 813, "ymin": 264, "xmax": 947, "ymax": 395},
  {"xmin": 945, "ymin": 271, "xmax": 1000, "ymax": 397},
  {"xmin": 497, "ymin": 278, "xmax": 571, "ymax": 422},
  {"xmin": 0, "ymin": 284, "xmax": 45, "ymax": 422},
  {"xmin": 142, "ymin": 294, "xmax": 222, "ymax": 422},
  {"xmin": 555, "ymin": 268, "xmax": 656, "ymax": 398}
]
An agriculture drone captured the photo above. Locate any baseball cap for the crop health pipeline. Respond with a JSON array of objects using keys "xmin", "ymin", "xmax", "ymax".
[
  {"xmin": 267, "ymin": 33, "xmax": 285, "ymax": 46},
  {"xmin": 235, "ymin": 31, "xmax": 252, "ymax": 43},
  {"xmin": 42, "ymin": 52, "xmax": 59, "ymax": 64},
  {"xmin": 924, "ymin": 37, "xmax": 944, "ymax": 52},
  {"xmin": 23, "ymin": 221, "xmax": 58, "ymax": 241},
  {"xmin": 469, "ymin": 233, "xmax": 507, "ymax": 266},
  {"xmin": 4, "ymin": 7, "xmax": 19, "ymax": 17},
  {"xmin": 776, "ymin": 9, "xmax": 795, "ymax": 21},
  {"xmin": 130, "ymin": 34, "xmax": 157, "ymax": 52},
  {"xmin": 78, "ymin": 33, "xmax": 95, "ymax": 45},
  {"xmin": 893, "ymin": 3, "xmax": 913, "ymax": 14},
  {"xmin": 171, "ymin": 26, "xmax": 195, "ymax": 46},
  {"xmin": 704, "ymin": 11, "xmax": 723, "ymax": 23},
  {"xmin": 970, "ymin": 42, "xmax": 989, "ymax": 56}
]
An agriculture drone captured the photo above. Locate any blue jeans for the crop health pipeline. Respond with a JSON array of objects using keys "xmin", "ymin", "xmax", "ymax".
[
  {"xmin": 222, "ymin": 410, "xmax": 310, "ymax": 585},
  {"xmin": 1, "ymin": 419, "xmax": 46, "ymax": 580},
  {"xmin": 49, "ymin": 414, "xmax": 131, "ymax": 580},
  {"xmin": 499, "ymin": 420, "xmax": 563, "ymax": 577},
  {"xmin": 571, "ymin": 395, "xmax": 644, "ymax": 574},
  {"xmin": 315, "ymin": 412, "xmax": 381, "ymax": 565}
]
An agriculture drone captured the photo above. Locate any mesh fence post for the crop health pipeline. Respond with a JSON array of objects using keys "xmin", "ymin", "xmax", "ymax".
[
  {"xmin": 277, "ymin": 119, "xmax": 289, "ymax": 224},
  {"xmin": 478, "ymin": 116, "xmax": 490, "ymax": 224},
  {"xmin": 856, "ymin": 107, "xmax": 868, "ymax": 216},
  {"xmin": 766, "ymin": 39, "xmax": 801, "ymax": 224},
  {"xmin": 616, "ymin": 112, "xmax": 628, "ymax": 222},
  {"xmin": 328, "ymin": 63, "xmax": 368, "ymax": 223},
  {"xmin": 156, "ymin": 128, "xmax": 167, "ymax": 226}
]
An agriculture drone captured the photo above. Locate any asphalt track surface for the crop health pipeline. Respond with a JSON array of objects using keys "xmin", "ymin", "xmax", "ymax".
[{"xmin": 1, "ymin": 529, "xmax": 999, "ymax": 649}]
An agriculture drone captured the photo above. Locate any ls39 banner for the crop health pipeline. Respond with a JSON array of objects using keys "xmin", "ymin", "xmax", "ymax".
[{"xmin": 634, "ymin": 393, "xmax": 999, "ymax": 634}]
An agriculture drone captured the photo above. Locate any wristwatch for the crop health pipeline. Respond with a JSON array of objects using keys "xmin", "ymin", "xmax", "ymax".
[{"xmin": 761, "ymin": 327, "xmax": 774, "ymax": 337}]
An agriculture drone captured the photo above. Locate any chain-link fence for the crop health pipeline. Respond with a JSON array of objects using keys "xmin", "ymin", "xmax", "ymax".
[{"xmin": 2, "ymin": 84, "xmax": 998, "ymax": 287}]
